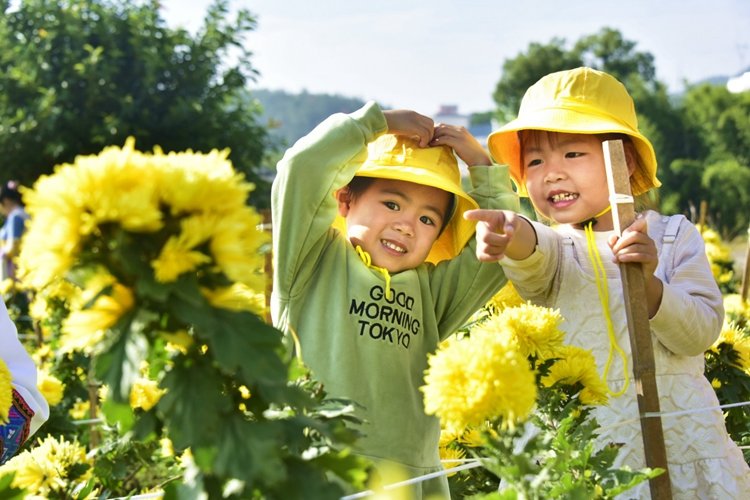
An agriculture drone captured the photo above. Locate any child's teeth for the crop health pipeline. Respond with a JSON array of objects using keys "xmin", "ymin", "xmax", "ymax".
[{"xmin": 551, "ymin": 193, "xmax": 577, "ymax": 202}]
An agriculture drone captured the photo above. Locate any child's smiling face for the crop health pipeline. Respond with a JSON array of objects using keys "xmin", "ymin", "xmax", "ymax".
[
  {"xmin": 337, "ymin": 178, "xmax": 452, "ymax": 273},
  {"xmin": 522, "ymin": 131, "xmax": 616, "ymax": 230}
]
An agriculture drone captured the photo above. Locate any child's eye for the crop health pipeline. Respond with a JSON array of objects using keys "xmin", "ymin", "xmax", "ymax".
[
  {"xmin": 419, "ymin": 215, "xmax": 436, "ymax": 226},
  {"xmin": 565, "ymin": 151, "xmax": 585, "ymax": 159},
  {"xmin": 526, "ymin": 158, "xmax": 542, "ymax": 168},
  {"xmin": 383, "ymin": 201, "xmax": 399, "ymax": 211}
]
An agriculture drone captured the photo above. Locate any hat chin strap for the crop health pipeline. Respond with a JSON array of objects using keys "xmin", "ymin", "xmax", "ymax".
[
  {"xmin": 355, "ymin": 245, "xmax": 392, "ymax": 300},
  {"xmin": 582, "ymin": 208, "xmax": 630, "ymax": 398},
  {"xmin": 579, "ymin": 205, "xmax": 612, "ymax": 228}
]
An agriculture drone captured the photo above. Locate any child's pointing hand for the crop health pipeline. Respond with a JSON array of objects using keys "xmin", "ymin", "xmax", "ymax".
[{"xmin": 464, "ymin": 209, "xmax": 519, "ymax": 262}]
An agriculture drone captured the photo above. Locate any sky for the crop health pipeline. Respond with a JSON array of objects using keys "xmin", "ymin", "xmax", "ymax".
[{"xmin": 159, "ymin": 0, "xmax": 750, "ymax": 116}]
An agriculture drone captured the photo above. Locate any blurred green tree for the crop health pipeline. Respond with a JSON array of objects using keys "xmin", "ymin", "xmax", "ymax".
[{"xmin": 0, "ymin": 0, "xmax": 272, "ymax": 206}]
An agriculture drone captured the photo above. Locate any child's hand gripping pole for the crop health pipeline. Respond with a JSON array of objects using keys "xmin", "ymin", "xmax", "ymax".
[{"xmin": 603, "ymin": 140, "xmax": 673, "ymax": 499}]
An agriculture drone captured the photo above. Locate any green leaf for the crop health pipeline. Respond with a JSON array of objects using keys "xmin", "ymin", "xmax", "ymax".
[
  {"xmin": 158, "ymin": 357, "xmax": 231, "ymax": 450},
  {"xmin": 100, "ymin": 399, "xmax": 135, "ymax": 434},
  {"xmin": 94, "ymin": 320, "xmax": 149, "ymax": 402},
  {"xmin": 0, "ymin": 472, "xmax": 27, "ymax": 500},
  {"xmin": 213, "ymin": 416, "xmax": 286, "ymax": 486}
]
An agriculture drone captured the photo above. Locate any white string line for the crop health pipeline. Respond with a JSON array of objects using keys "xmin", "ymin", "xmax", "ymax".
[
  {"xmin": 111, "ymin": 493, "xmax": 163, "ymax": 500},
  {"xmin": 609, "ymin": 193, "xmax": 634, "ymax": 205},
  {"xmin": 599, "ymin": 399, "xmax": 750, "ymax": 432},
  {"xmin": 340, "ymin": 460, "xmax": 483, "ymax": 500},
  {"xmin": 342, "ymin": 399, "xmax": 750, "ymax": 498},
  {"xmin": 73, "ymin": 400, "xmax": 750, "ymax": 499}
]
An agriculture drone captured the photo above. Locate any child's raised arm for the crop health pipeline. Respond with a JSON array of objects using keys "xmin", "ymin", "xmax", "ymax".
[
  {"xmin": 383, "ymin": 109, "xmax": 435, "ymax": 147},
  {"xmin": 430, "ymin": 123, "xmax": 491, "ymax": 167},
  {"xmin": 464, "ymin": 209, "xmax": 536, "ymax": 261}
]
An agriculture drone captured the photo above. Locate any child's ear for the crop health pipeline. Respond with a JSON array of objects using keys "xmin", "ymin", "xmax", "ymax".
[
  {"xmin": 335, "ymin": 187, "xmax": 352, "ymax": 216},
  {"xmin": 624, "ymin": 142, "xmax": 638, "ymax": 177}
]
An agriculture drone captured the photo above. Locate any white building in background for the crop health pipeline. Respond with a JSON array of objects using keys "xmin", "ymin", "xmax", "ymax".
[
  {"xmin": 431, "ymin": 105, "xmax": 495, "ymax": 177},
  {"xmin": 431, "ymin": 105, "xmax": 493, "ymax": 148},
  {"xmin": 727, "ymin": 69, "xmax": 750, "ymax": 93}
]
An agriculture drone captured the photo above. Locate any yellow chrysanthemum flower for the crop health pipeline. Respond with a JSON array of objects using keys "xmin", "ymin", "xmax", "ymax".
[
  {"xmin": 0, "ymin": 278, "xmax": 14, "ymax": 295},
  {"xmin": 458, "ymin": 427, "xmax": 485, "ymax": 448},
  {"xmin": 160, "ymin": 330, "xmax": 194, "ymax": 353},
  {"xmin": 0, "ymin": 435, "xmax": 94, "ymax": 498},
  {"xmin": 724, "ymin": 294, "xmax": 750, "ymax": 323},
  {"xmin": 130, "ymin": 377, "xmax": 166, "ymax": 411},
  {"xmin": 486, "ymin": 281, "xmax": 525, "ymax": 313},
  {"xmin": 37, "ymin": 369, "xmax": 64, "ymax": 407},
  {"xmin": 69, "ymin": 400, "xmax": 91, "ymax": 420},
  {"xmin": 367, "ymin": 463, "xmax": 412, "ymax": 500},
  {"xmin": 422, "ymin": 331, "xmax": 537, "ymax": 433},
  {"xmin": 200, "ymin": 283, "xmax": 266, "ymax": 315},
  {"xmin": 476, "ymin": 303, "xmax": 566, "ymax": 360},
  {"xmin": 439, "ymin": 445, "xmax": 466, "ymax": 477},
  {"xmin": 156, "ymin": 147, "xmax": 251, "ymax": 215},
  {"xmin": 160, "ymin": 437, "xmax": 174, "ymax": 458},
  {"xmin": 61, "ymin": 281, "xmax": 135, "ymax": 353},
  {"xmin": 0, "ymin": 359, "xmax": 12, "ymax": 423},
  {"xmin": 210, "ymin": 208, "xmax": 269, "ymax": 288},
  {"xmin": 541, "ymin": 345, "xmax": 609, "ymax": 406},
  {"xmin": 712, "ymin": 321, "xmax": 750, "ymax": 374},
  {"xmin": 151, "ymin": 214, "xmax": 215, "ymax": 282},
  {"xmin": 439, "ymin": 427, "xmax": 461, "ymax": 448},
  {"xmin": 18, "ymin": 138, "xmax": 267, "ymax": 299}
]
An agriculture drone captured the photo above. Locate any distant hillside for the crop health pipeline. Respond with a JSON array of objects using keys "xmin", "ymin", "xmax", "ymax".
[{"xmin": 252, "ymin": 89, "xmax": 367, "ymax": 147}]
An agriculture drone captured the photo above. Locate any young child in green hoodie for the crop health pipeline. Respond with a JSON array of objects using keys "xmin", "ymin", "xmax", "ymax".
[{"xmin": 271, "ymin": 101, "xmax": 518, "ymax": 498}]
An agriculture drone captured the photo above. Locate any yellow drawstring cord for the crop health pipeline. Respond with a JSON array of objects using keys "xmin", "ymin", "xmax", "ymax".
[
  {"xmin": 583, "ymin": 207, "xmax": 630, "ymax": 397},
  {"xmin": 355, "ymin": 245, "xmax": 393, "ymax": 300}
]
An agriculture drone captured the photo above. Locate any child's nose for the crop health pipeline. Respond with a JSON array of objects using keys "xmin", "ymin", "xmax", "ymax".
[
  {"xmin": 393, "ymin": 219, "xmax": 415, "ymax": 236},
  {"xmin": 543, "ymin": 164, "xmax": 565, "ymax": 183}
]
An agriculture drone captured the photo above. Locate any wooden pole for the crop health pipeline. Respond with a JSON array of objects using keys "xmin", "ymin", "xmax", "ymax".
[
  {"xmin": 741, "ymin": 225, "xmax": 750, "ymax": 304},
  {"xmin": 698, "ymin": 200, "xmax": 707, "ymax": 230},
  {"xmin": 603, "ymin": 140, "xmax": 673, "ymax": 499},
  {"xmin": 261, "ymin": 208, "xmax": 273, "ymax": 324}
]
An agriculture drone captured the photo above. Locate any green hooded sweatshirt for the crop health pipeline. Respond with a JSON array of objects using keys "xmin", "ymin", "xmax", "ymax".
[{"xmin": 271, "ymin": 101, "xmax": 519, "ymax": 498}]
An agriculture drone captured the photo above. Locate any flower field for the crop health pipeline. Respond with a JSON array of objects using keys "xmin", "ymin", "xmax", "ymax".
[{"xmin": 0, "ymin": 140, "xmax": 749, "ymax": 498}]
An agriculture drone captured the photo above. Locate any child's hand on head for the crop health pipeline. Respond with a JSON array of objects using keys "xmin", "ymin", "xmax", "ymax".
[
  {"xmin": 383, "ymin": 109, "xmax": 435, "ymax": 147},
  {"xmin": 607, "ymin": 216, "xmax": 659, "ymax": 277},
  {"xmin": 430, "ymin": 123, "xmax": 491, "ymax": 166},
  {"xmin": 464, "ymin": 209, "xmax": 520, "ymax": 262}
]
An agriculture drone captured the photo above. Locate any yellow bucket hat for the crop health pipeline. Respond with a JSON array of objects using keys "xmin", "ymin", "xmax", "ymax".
[
  {"xmin": 337, "ymin": 134, "xmax": 479, "ymax": 264},
  {"xmin": 487, "ymin": 67, "xmax": 660, "ymax": 196}
]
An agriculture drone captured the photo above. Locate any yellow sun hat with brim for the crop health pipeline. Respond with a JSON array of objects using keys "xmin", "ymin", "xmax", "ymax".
[
  {"xmin": 487, "ymin": 66, "xmax": 660, "ymax": 197},
  {"xmin": 335, "ymin": 133, "xmax": 479, "ymax": 264}
]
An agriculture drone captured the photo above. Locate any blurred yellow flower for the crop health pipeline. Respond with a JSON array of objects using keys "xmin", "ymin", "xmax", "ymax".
[
  {"xmin": 160, "ymin": 330, "xmax": 194, "ymax": 353},
  {"xmin": 724, "ymin": 294, "xmax": 750, "ymax": 324},
  {"xmin": 18, "ymin": 138, "xmax": 270, "ymax": 360},
  {"xmin": 0, "ymin": 435, "xmax": 94, "ymax": 498},
  {"xmin": 37, "ymin": 369, "xmax": 64, "ymax": 406},
  {"xmin": 130, "ymin": 377, "xmax": 166, "ymax": 411},
  {"xmin": 69, "ymin": 400, "xmax": 91, "ymax": 420},
  {"xmin": 0, "ymin": 278, "xmax": 14, "ymax": 295},
  {"xmin": 200, "ymin": 283, "xmax": 266, "ymax": 315},
  {"xmin": 422, "ymin": 331, "xmax": 537, "ymax": 433},
  {"xmin": 160, "ymin": 437, "xmax": 174, "ymax": 458},
  {"xmin": 541, "ymin": 345, "xmax": 609, "ymax": 406},
  {"xmin": 61, "ymin": 281, "xmax": 135, "ymax": 353},
  {"xmin": 0, "ymin": 359, "xmax": 11, "ymax": 423}
]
